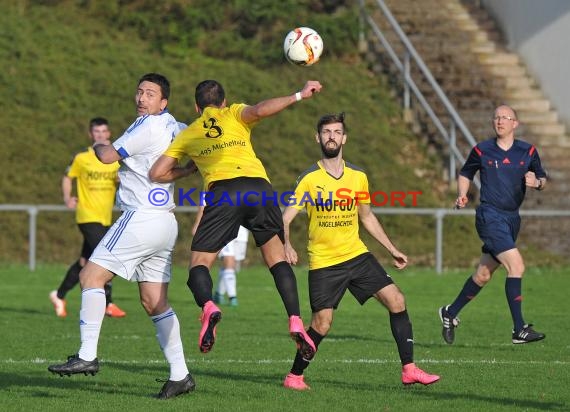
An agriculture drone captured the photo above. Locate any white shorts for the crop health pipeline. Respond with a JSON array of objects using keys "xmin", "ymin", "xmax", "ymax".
[
  {"xmin": 90, "ymin": 210, "xmax": 178, "ymax": 283},
  {"xmin": 219, "ymin": 226, "xmax": 249, "ymax": 261}
]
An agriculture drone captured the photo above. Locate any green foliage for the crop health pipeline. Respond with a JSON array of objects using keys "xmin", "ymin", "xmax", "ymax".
[{"xmin": 29, "ymin": 0, "xmax": 359, "ymax": 66}]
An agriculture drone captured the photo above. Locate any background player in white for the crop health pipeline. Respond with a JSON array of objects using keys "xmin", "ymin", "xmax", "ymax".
[
  {"xmin": 48, "ymin": 73, "xmax": 196, "ymax": 399},
  {"xmin": 192, "ymin": 205, "xmax": 250, "ymax": 306}
]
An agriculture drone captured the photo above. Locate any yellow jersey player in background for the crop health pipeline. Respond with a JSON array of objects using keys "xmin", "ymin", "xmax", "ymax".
[
  {"xmin": 150, "ymin": 79, "xmax": 322, "ymax": 361},
  {"xmin": 49, "ymin": 117, "xmax": 125, "ymax": 318},
  {"xmin": 281, "ymin": 112, "xmax": 440, "ymax": 390}
]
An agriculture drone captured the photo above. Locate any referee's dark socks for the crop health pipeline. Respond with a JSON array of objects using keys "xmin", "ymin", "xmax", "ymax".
[
  {"xmin": 505, "ymin": 277, "xmax": 524, "ymax": 332},
  {"xmin": 187, "ymin": 265, "xmax": 214, "ymax": 307},
  {"xmin": 389, "ymin": 310, "xmax": 414, "ymax": 365},
  {"xmin": 290, "ymin": 327, "xmax": 324, "ymax": 375},
  {"xmin": 269, "ymin": 261, "xmax": 300, "ymax": 317},
  {"xmin": 448, "ymin": 276, "xmax": 482, "ymax": 317}
]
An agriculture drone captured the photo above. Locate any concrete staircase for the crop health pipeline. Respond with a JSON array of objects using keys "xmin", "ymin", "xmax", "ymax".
[
  {"xmin": 363, "ymin": 0, "xmax": 570, "ymax": 257},
  {"xmin": 448, "ymin": 0, "xmax": 570, "ymax": 215},
  {"xmin": 455, "ymin": 2, "xmax": 568, "ymax": 145}
]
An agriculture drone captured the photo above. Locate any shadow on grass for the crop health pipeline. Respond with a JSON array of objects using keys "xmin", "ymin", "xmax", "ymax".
[
  {"xmin": 0, "ymin": 370, "xmax": 163, "ymax": 400},
  {"xmin": 399, "ymin": 386, "xmax": 567, "ymax": 411},
  {"xmin": 1, "ymin": 364, "xmax": 566, "ymax": 410},
  {"xmin": 194, "ymin": 367, "xmax": 567, "ymax": 411},
  {"xmin": 0, "ymin": 305, "xmax": 47, "ymax": 316}
]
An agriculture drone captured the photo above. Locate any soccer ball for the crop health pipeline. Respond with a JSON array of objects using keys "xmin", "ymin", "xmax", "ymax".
[{"xmin": 283, "ymin": 27, "xmax": 323, "ymax": 66}]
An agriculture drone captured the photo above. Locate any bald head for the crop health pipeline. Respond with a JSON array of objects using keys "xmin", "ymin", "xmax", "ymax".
[
  {"xmin": 494, "ymin": 105, "xmax": 517, "ymax": 120},
  {"xmin": 493, "ymin": 105, "xmax": 519, "ymax": 140}
]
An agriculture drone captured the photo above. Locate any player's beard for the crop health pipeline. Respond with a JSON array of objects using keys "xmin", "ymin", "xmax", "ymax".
[{"xmin": 320, "ymin": 140, "xmax": 341, "ymax": 158}]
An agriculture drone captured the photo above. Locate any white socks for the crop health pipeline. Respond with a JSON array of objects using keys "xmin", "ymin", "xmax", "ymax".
[
  {"xmin": 151, "ymin": 308, "xmax": 189, "ymax": 381},
  {"xmin": 78, "ymin": 291, "xmax": 188, "ymax": 381},
  {"xmin": 78, "ymin": 288, "xmax": 106, "ymax": 361},
  {"xmin": 222, "ymin": 268, "xmax": 237, "ymax": 298},
  {"xmin": 216, "ymin": 268, "xmax": 227, "ymax": 296}
]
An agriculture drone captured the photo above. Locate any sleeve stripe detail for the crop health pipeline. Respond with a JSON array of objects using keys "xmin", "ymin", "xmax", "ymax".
[
  {"xmin": 529, "ymin": 145, "xmax": 536, "ymax": 156},
  {"xmin": 474, "ymin": 146, "xmax": 482, "ymax": 156},
  {"xmin": 117, "ymin": 147, "xmax": 129, "ymax": 159}
]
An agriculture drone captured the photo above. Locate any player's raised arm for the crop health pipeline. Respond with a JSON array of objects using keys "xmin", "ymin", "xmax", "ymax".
[{"xmin": 240, "ymin": 81, "xmax": 322, "ymax": 124}]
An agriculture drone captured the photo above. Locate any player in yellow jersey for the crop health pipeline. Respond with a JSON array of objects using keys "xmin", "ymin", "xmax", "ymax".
[
  {"xmin": 150, "ymin": 79, "xmax": 322, "ymax": 359},
  {"xmin": 49, "ymin": 118, "xmax": 126, "ymax": 318},
  {"xmin": 281, "ymin": 113, "xmax": 440, "ymax": 390}
]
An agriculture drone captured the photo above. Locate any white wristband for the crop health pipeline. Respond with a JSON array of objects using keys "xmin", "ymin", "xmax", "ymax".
[{"xmin": 295, "ymin": 92, "xmax": 302, "ymax": 102}]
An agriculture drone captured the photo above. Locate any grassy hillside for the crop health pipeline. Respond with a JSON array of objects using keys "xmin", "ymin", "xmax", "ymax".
[{"xmin": 0, "ymin": 1, "xmax": 565, "ymax": 268}]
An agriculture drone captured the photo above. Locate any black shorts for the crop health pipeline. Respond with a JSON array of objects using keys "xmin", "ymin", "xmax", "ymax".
[
  {"xmin": 308, "ymin": 252, "xmax": 394, "ymax": 312},
  {"xmin": 78, "ymin": 222, "xmax": 110, "ymax": 259},
  {"xmin": 192, "ymin": 177, "xmax": 284, "ymax": 252}
]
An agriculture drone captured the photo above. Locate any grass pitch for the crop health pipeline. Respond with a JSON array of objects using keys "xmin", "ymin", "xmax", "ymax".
[{"xmin": 1, "ymin": 263, "xmax": 568, "ymax": 411}]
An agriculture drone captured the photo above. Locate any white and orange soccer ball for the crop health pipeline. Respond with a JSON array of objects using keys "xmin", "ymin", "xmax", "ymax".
[{"xmin": 283, "ymin": 27, "xmax": 323, "ymax": 66}]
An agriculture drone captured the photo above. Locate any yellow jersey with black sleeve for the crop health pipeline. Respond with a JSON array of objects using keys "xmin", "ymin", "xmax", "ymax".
[
  {"xmin": 164, "ymin": 103, "xmax": 270, "ymax": 190},
  {"xmin": 289, "ymin": 160, "xmax": 370, "ymax": 270},
  {"xmin": 66, "ymin": 147, "xmax": 119, "ymax": 226}
]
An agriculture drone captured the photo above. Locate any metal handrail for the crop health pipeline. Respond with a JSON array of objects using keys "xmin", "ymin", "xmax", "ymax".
[
  {"xmin": 359, "ymin": 0, "xmax": 481, "ymax": 188},
  {"xmin": 3, "ymin": 204, "xmax": 569, "ymax": 273}
]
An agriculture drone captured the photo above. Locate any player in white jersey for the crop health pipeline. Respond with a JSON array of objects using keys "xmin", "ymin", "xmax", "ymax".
[
  {"xmin": 48, "ymin": 73, "xmax": 197, "ymax": 400},
  {"xmin": 216, "ymin": 226, "xmax": 249, "ymax": 306}
]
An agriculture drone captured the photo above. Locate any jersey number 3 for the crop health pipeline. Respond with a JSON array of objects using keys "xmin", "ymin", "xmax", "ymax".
[{"xmin": 203, "ymin": 118, "xmax": 223, "ymax": 138}]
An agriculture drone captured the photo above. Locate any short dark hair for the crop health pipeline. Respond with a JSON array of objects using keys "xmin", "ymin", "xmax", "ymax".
[
  {"xmin": 317, "ymin": 112, "xmax": 346, "ymax": 133},
  {"xmin": 138, "ymin": 73, "xmax": 170, "ymax": 100},
  {"xmin": 195, "ymin": 80, "xmax": 225, "ymax": 111},
  {"xmin": 89, "ymin": 117, "xmax": 108, "ymax": 130}
]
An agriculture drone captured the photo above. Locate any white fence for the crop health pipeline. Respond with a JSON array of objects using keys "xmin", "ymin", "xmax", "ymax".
[{"xmin": 1, "ymin": 204, "xmax": 569, "ymax": 273}]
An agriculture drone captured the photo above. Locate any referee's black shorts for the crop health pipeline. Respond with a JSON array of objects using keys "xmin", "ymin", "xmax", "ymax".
[
  {"xmin": 308, "ymin": 252, "xmax": 394, "ymax": 312},
  {"xmin": 192, "ymin": 177, "xmax": 284, "ymax": 252},
  {"xmin": 78, "ymin": 222, "xmax": 110, "ymax": 260}
]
